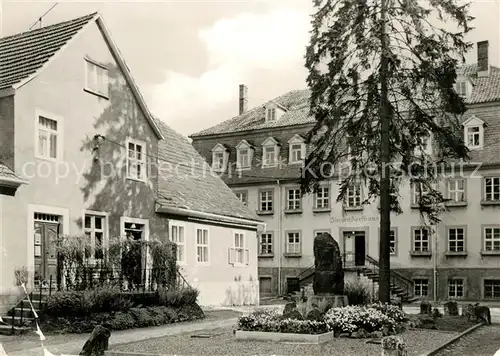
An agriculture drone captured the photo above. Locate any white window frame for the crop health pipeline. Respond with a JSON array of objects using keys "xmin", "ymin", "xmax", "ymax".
[
  {"xmin": 261, "ymin": 138, "xmax": 280, "ymax": 167},
  {"xmin": 389, "ymin": 229, "xmax": 397, "ymax": 255},
  {"xmin": 412, "ymin": 182, "xmax": 430, "ymax": 205},
  {"xmin": 447, "ymin": 179, "xmax": 466, "ymax": 203},
  {"xmin": 237, "ymin": 148, "xmax": 250, "ymax": 169},
  {"xmin": 412, "ymin": 227, "xmax": 430, "ymax": 252},
  {"xmin": 259, "ymin": 189, "xmax": 274, "ymax": 212},
  {"xmin": 466, "ymin": 126, "xmax": 482, "ymax": 149},
  {"xmin": 259, "ymin": 232, "xmax": 273, "ymax": 256},
  {"xmin": 285, "ymin": 231, "xmax": 301, "ymax": 255},
  {"xmin": 345, "ymin": 182, "xmax": 362, "ymax": 208},
  {"xmin": 413, "ymin": 278, "xmax": 429, "ymax": 297},
  {"xmin": 455, "ymin": 81, "xmax": 468, "ymax": 97},
  {"xmin": 484, "ymin": 226, "xmax": 500, "ymax": 252},
  {"xmin": 286, "ymin": 187, "xmax": 301, "ymax": 211},
  {"xmin": 462, "ymin": 115, "xmax": 484, "ymax": 150},
  {"xmin": 448, "ymin": 278, "xmax": 465, "ymax": 299},
  {"xmin": 35, "ymin": 109, "xmax": 64, "ymax": 162},
  {"xmin": 314, "ymin": 186, "xmax": 330, "ymax": 209},
  {"xmin": 414, "ymin": 132, "xmax": 432, "ymax": 156},
  {"xmin": 236, "ymin": 140, "xmax": 253, "ymax": 169},
  {"xmin": 126, "ymin": 138, "xmax": 147, "ymax": 182},
  {"xmin": 211, "ymin": 144, "xmax": 228, "ymax": 172},
  {"xmin": 447, "ymin": 227, "xmax": 465, "ymax": 252},
  {"xmin": 266, "ymin": 107, "xmax": 276, "ymax": 122},
  {"xmin": 195, "ymin": 226, "xmax": 210, "ymax": 265},
  {"xmin": 83, "ymin": 211, "xmax": 109, "ymax": 262},
  {"xmin": 288, "ymin": 134, "xmax": 306, "ymax": 164},
  {"xmin": 234, "ymin": 191, "xmax": 248, "ymax": 206},
  {"xmin": 484, "ymin": 279, "xmax": 500, "ymax": 299},
  {"xmin": 170, "ymin": 222, "xmax": 186, "ymax": 265},
  {"xmin": 229, "ymin": 230, "xmax": 249, "ymax": 266},
  {"xmin": 84, "ymin": 58, "xmax": 109, "ymax": 98},
  {"xmin": 484, "ymin": 177, "xmax": 500, "ymax": 202}
]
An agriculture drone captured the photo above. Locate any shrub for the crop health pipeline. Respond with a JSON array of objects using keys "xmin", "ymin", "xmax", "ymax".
[
  {"xmin": 344, "ymin": 280, "xmax": 372, "ymax": 305},
  {"xmin": 368, "ymin": 302, "xmax": 407, "ymax": 323},
  {"xmin": 45, "ymin": 291, "xmax": 87, "ymax": 317},
  {"xmin": 158, "ymin": 287, "xmax": 199, "ymax": 307},
  {"xmin": 324, "ymin": 305, "xmax": 400, "ymax": 334},
  {"xmin": 14, "ymin": 266, "xmax": 29, "ymax": 286},
  {"xmin": 85, "ymin": 286, "xmax": 133, "ymax": 313}
]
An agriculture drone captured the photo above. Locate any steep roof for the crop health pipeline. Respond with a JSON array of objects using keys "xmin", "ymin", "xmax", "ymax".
[
  {"xmin": 190, "ymin": 64, "xmax": 500, "ymax": 138},
  {"xmin": 0, "ymin": 162, "xmax": 26, "ymax": 187},
  {"xmin": 155, "ymin": 119, "xmax": 262, "ymax": 224},
  {"xmin": 0, "ymin": 12, "xmax": 164, "ymax": 140}
]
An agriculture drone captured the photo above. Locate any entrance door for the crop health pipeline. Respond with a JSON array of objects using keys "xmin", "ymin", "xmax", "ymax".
[
  {"xmin": 34, "ymin": 220, "xmax": 59, "ymax": 287},
  {"xmin": 259, "ymin": 277, "xmax": 272, "ymax": 295},
  {"xmin": 354, "ymin": 232, "xmax": 366, "ymax": 266},
  {"xmin": 123, "ymin": 222, "xmax": 144, "ymax": 288}
]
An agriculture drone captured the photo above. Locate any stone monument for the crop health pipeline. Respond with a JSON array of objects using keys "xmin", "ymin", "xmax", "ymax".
[{"xmin": 310, "ymin": 232, "xmax": 348, "ymax": 308}]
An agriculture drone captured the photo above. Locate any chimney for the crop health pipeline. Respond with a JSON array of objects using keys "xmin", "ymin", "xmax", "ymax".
[
  {"xmin": 239, "ymin": 84, "xmax": 248, "ymax": 115},
  {"xmin": 477, "ymin": 40, "xmax": 489, "ymax": 77}
]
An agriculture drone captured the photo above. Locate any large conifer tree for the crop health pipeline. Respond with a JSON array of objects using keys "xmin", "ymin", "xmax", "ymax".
[{"xmin": 301, "ymin": 0, "xmax": 473, "ymax": 302}]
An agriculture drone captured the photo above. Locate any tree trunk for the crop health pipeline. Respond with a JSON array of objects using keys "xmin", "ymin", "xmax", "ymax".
[{"xmin": 378, "ymin": 0, "xmax": 391, "ymax": 304}]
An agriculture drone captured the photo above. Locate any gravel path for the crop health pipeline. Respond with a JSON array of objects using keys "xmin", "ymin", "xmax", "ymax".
[
  {"xmin": 0, "ymin": 310, "xmax": 241, "ymax": 354},
  {"xmin": 110, "ymin": 327, "xmax": 458, "ymax": 356},
  {"xmin": 435, "ymin": 324, "xmax": 500, "ymax": 356}
]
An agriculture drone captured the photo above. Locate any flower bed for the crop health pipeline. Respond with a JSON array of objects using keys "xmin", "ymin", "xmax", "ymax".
[{"xmin": 236, "ymin": 303, "xmax": 408, "ymax": 338}]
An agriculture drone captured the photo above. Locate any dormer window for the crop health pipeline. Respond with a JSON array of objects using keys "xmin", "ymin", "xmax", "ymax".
[
  {"xmin": 236, "ymin": 140, "xmax": 254, "ymax": 169},
  {"xmin": 267, "ymin": 108, "xmax": 276, "ymax": 122},
  {"xmin": 211, "ymin": 143, "xmax": 229, "ymax": 172},
  {"xmin": 264, "ymin": 102, "xmax": 286, "ymax": 123},
  {"xmin": 463, "ymin": 115, "xmax": 485, "ymax": 150},
  {"xmin": 455, "ymin": 81, "xmax": 468, "ymax": 97},
  {"xmin": 288, "ymin": 134, "xmax": 306, "ymax": 164},
  {"xmin": 261, "ymin": 137, "xmax": 280, "ymax": 167},
  {"xmin": 415, "ymin": 132, "xmax": 432, "ymax": 156}
]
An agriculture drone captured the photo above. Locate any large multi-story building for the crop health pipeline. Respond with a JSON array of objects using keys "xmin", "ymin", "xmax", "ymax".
[{"xmin": 191, "ymin": 40, "xmax": 500, "ymax": 302}]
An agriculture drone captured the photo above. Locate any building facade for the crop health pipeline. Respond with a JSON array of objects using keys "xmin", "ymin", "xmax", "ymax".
[
  {"xmin": 0, "ymin": 13, "xmax": 261, "ymax": 313},
  {"xmin": 191, "ymin": 41, "xmax": 500, "ymax": 302}
]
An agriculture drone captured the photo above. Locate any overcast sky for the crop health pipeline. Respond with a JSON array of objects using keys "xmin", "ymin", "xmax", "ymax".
[{"xmin": 1, "ymin": 0, "xmax": 499, "ymax": 137}]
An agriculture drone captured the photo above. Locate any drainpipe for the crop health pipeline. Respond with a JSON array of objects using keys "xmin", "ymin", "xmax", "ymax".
[
  {"xmin": 433, "ymin": 223, "xmax": 438, "ymax": 302},
  {"xmin": 277, "ymin": 180, "xmax": 283, "ymax": 296}
]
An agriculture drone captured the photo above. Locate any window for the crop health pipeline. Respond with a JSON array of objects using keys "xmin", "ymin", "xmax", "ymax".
[
  {"xmin": 415, "ymin": 133, "xmax": 432, "ymax": 156},
  {"xmin": 237, "ymin": 148, "xmax": 250, "ymax": 168},
  {"xmin": 36, "ymin": 114, "xmax": 60, "ymax": 160},
  {"xmin": 85, "ymin": 59, "xmax": 109, "ymax": 97},
  {"xmin": 286, "ymin": 188, "xmax": 301, "ymax": 211},
  {"xmin": 315, "ymin": 230, "xmax": 329, "ymax": 237},
  {"xmin": 126, "ymin": 139, "xmax": 146, "ymax": 181},
  {"xmin": 448, "ymin": 179, "xmax": 466, "ymax": 203},
  {"xmin": 211, "ymin": 144, "xmax": 228, "ymax": 171},
  {"xmin": 484, "ymin": 279, "xmax": 500, "ymax": 299},
  {"xmin": 448, "ymin": 279, "xmax": 464, "ymax": 298},
  {"xmin": 389, "ymin": 229, "xmax": 396, "ymax": 255},
  {"xmin": 84, "ymin": 213, "xmax": 106, "ymax": 260},
  {"xmin": 314, "ymin": 187, "xmax": 330, "ymax": 209},
  {"xmin": 414, "ymin": 279, "xmax": 429, "ymax": 297},
  {"xmin": 412, "ymin": 227, "xmax": 430, "ymax": 252},
  {"xmin": 229, "ymin": 232, "xmax": 248, "ymax": 265},
  {"xmin": 412, "ymin": 183, "xmax": 430, "ymax": 205},
  {"xmin": 286, "ymin": 232, "xmax": 301, "ymax": 254},
  {"xmin": 484, "ymin": 227, "xmax": 500, "ymax": 252},
  {"xmin": 196, "ymin": 228, "xmax": 209, "ymax": 263},
  {"xmin": 345, "ymin": 182, "xmax": 362, "ymax": 208},
  {"xmin": 267, "ymin": 108, "xmax": 276, "ymax": 122},
  {"xmin": 171, "ymin": 224, "xmax": 185, "ymax": 264},
  {"xmin": 484, "ymin": 177, "xmax": 500, "ymax": 201},
  {"xmin": 234, "ymin": 191, "xmax": 248, "ymax": 206},
  {"xmin": 259, "ymin": 232, "xmax": 273, "ymax": 255},
  {"xmin": 259, "ymin": 189, "xmax": 273, "ymax": 212},
  {"xmin": 466, "ymin": 126, "xmax": 481, "ymax": 148},
  {"xmin": 448, "ymin": 227, "xmax": 465, "ymax": 252},
  {"xmin": 455, "ymin": 81, "xmax": 467, "ymax": 97},
  {"xmin": 263, "ymin": 146, "xmax": 276, "ymax": 166}
]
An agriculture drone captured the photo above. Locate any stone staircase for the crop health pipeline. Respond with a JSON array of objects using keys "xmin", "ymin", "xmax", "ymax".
[{"xmin": 0, "ymin": 294, "xmax": 45, "ymax": 335}]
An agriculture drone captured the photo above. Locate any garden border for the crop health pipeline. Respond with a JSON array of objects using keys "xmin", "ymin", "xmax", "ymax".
[
  {"xmin": 418, "ymin": 323, "xmax": 484, "ymax": 356},
  {"xmin": 234, "ymin": 330, "xmax": 334, "ymax": 344},
  {"xmin": 106, "ymin": 352, "xmax": 161, "ymax": 356}
]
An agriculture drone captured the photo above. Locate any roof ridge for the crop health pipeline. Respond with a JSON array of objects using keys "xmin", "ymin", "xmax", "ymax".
[{"xmin": 0, "ymin": 12, "xmax": 98, "ymax": 42}]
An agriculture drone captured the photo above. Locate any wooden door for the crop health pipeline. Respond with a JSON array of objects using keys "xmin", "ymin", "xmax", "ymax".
[
  {"xmin": 34, "ymin": 221, "xmax": 59, "ymax": 286},
  {"xmin": 354, "ymin": 232, "xmax": 366, "ymax": 266},
  {"xmin": 259, "ymin": 277, "xmax": 272, "ymax": 295}
]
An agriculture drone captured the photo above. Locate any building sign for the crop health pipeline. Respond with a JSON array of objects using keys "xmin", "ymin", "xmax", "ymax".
[{"xmin": 330, "ymin": 216, "xmax": 379, "ymax": 224}]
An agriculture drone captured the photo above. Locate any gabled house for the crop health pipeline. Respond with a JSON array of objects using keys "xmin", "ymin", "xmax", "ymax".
[{"xmin": 0, "ymin": 12, "xmax": 261, "ymax": 313}]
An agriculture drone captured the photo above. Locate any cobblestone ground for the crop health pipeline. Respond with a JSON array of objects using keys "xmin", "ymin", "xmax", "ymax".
[{"xmin": 435, "ymin": 324, "xmax": 500, "ymax": 356}]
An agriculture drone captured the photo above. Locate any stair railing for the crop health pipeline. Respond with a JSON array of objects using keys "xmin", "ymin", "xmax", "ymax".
[
  {"xmin": 296, "ymin": 264, "xmax": 315, "ymax": 282},
  {"xmin": 365, "ymin": 255, "xmax": 414, "ymax": 300}
]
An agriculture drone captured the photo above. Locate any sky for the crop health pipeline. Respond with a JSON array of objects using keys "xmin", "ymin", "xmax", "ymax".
[{"xmin": 1, "ymin": 0, "xmax": 499, "ymax": 138}]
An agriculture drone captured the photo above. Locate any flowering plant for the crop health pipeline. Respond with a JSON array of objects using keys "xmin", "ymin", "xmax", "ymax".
[
  {"xmin": 324, "ymin": 305, "xmax": 401, "ymax": 333},
  {"xmin": 237, "ymin": 309, "xmax": 329, "ymax": 334},
  {"xmin": 382, "ymin": 336, "xmax": 408, "ymax": 355}
]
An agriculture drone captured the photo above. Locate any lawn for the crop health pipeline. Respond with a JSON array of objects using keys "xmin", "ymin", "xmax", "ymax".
[
  {"xmin": 109, "ymin": 326, "xmax": 459, "ymax": 356},
  {"xmin": 409, "ymin": 314, "xmax": 479, "ymax": 332}
]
